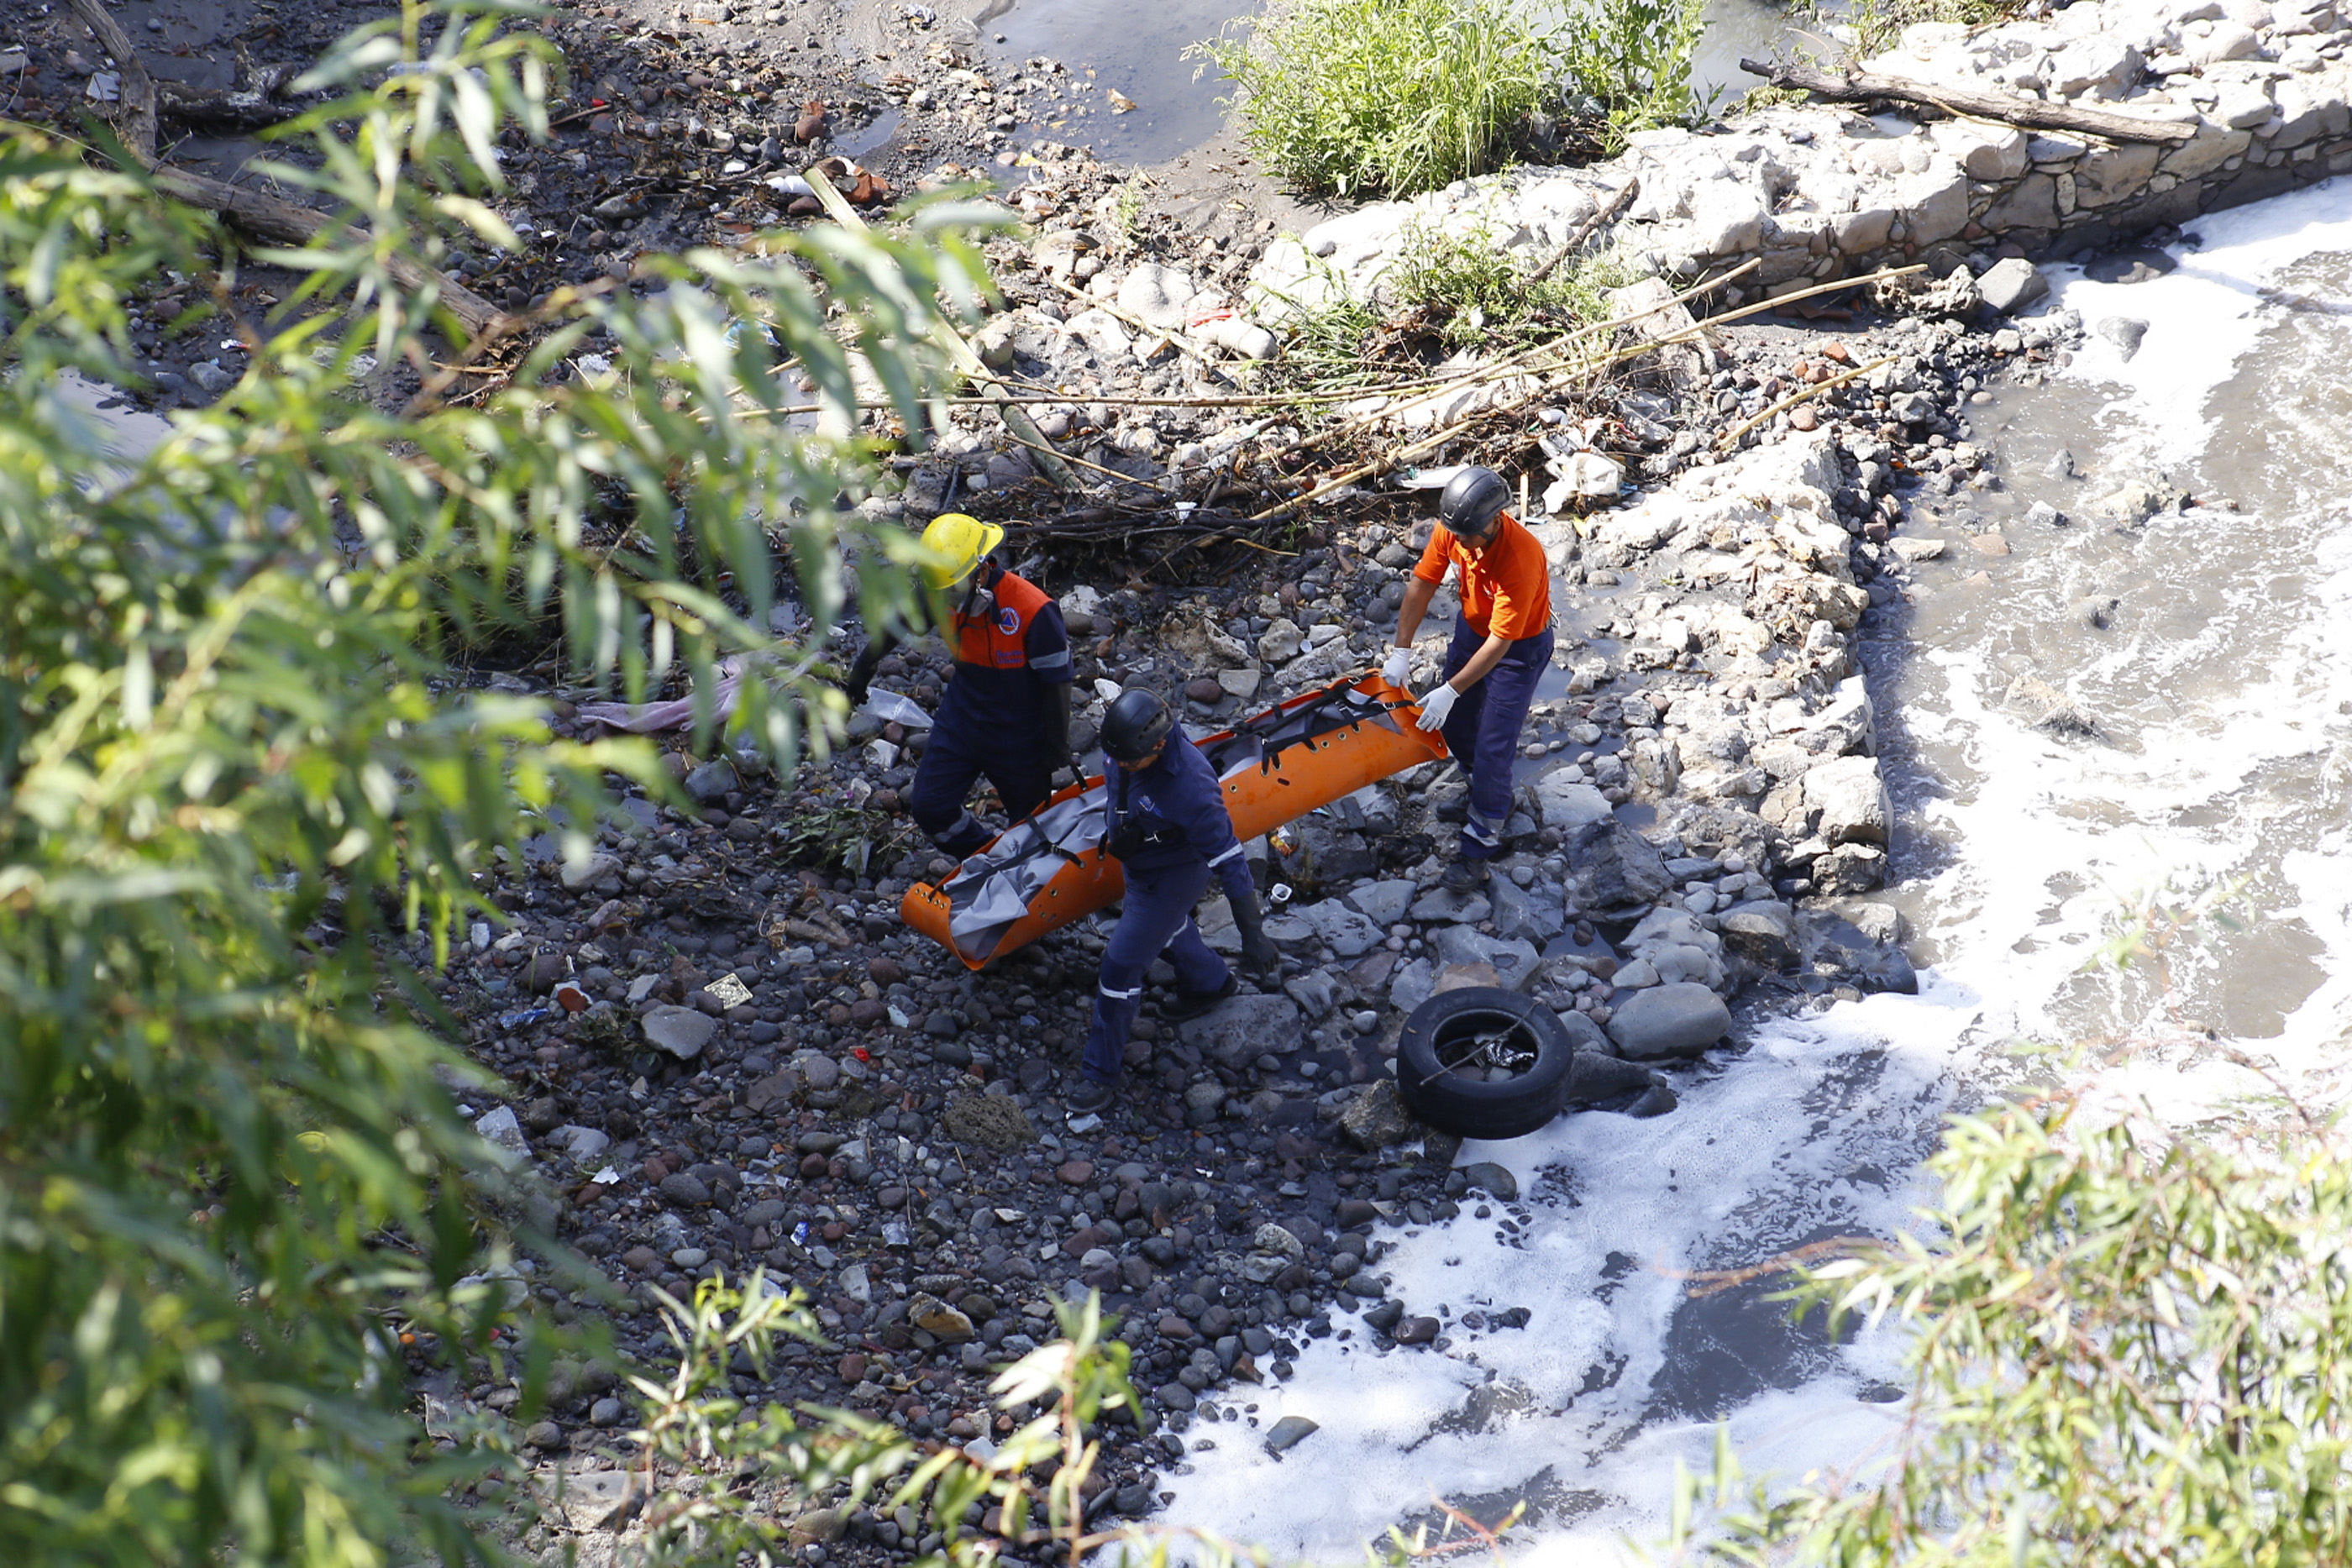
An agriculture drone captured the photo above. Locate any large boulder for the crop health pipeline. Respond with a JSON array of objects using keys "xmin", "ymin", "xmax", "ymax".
[
  {"xmin": 1606, "ymin": 983, "xmax": 1734, "ymax": 1060},
  {"xmin": 1803, "ymin": 756, "xmax": 1891, "ymax": 846},
  {"xmin": 1565, "ymin": 818, "xmax": 1672, "ymax": 914},
  {"xmin": 1534, "ymin": 774, "xmax": 1614, "ymax": 832},
  {"xmin": 1717, "ymin": 899, "xmax": 1800, "ymax": 971},
  {"xmin": 1176, "ymin": 992, "xmax": 1302, "ymax": 1068}
]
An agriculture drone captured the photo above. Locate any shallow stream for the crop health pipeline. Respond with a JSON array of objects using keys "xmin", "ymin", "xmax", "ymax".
[
  {"xmin": 1155, "ymin": 179, "xmax": 2352, "ymax": 1565},
  {"xmin": 974, "ymin": 0, "xmax": 1801, "ymax": 169}
]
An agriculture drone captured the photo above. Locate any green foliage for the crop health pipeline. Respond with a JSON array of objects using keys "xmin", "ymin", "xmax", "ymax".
[
  {"xmin": 1671, "ymin": 1085, "xmax": 2352, "ymax": 1566},
  {"xmin": 1191, "ymin": 0, "xmax": 1708, "ymax": 200},
  {"xmin": 0, "ymin": 0, "xmax": 996, "ymax": 1560},
  {"xmin": 1389, "ymin": 219, "xmax": 1639, "ymax": 352},
  {"xmin": 619, "ymin": 1281, "xmax": 1221, "ymax": 1568},
  {"xmin": 1790, "ymin": 0, "xmax": 2032, "ymax": 66}
]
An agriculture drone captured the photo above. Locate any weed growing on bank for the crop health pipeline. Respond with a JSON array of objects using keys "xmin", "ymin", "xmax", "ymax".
[{"xmin": 1191, "ymin": 0, "xmax": 1707, "ymax": 201}]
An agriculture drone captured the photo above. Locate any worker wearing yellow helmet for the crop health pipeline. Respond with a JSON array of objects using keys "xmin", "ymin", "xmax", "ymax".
[{"xmin": 844, "ymin": 513, "xmax": 1074, "ymax": 857}]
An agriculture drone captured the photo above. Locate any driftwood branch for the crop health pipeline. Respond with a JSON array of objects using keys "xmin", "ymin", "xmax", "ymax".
[
  {"xmin": 68, "ymin": 0, "xmax": 156, "ymax": 161},
  {"xmin": 1740, "ymin": 58, "xmax": 2197, "ymax": 143},
  {"xmin": 67, "ymin": 0, "xmax": 505, "ymax": 340},
  {"xmin": 1525, "ymin": 176, "xmax": 1641, "ymax": 288}
]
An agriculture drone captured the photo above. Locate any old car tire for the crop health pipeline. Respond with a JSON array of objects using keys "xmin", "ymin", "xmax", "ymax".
[{"xmin": 1396, "ymin": 987, "xmax": 1578, "ymax": 1140}]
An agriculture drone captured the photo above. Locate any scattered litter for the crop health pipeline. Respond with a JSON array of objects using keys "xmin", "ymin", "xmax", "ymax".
[
  {"xmin": 705, "ymin": 972, "xmax": 753, "ymax": 1008},
  {"xmin": 85, "ymin": 72, "xmax": 120, "ymax": 102}
]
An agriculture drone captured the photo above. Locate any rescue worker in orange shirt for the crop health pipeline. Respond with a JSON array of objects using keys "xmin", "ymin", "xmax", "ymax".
[
  {"xmin": 1381, "ymin": 467, "xmax": 1555, "ymax": 892},
  {"xmin": 844, "ymin": 513, "xmax": 1074, "ymax": 857}
]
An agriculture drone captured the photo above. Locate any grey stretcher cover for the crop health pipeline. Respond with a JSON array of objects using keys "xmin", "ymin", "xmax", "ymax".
[{"xmin": 937, "ymin": 681, "xmax": 1405, "ymax": 962}]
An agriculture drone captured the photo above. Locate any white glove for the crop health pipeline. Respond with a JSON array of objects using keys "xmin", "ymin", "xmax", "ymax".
[
  {"xmin": 1415, "ymin": 682, "xmax": 1458, "ymax": 732},
  {"xmin": 1381, "ymin": 647, "xmax": 1411, "ymax": 688}
]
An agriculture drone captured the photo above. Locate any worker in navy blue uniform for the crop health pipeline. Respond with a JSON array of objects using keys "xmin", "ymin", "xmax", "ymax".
[
  {"xmin": 1068, "ymin": 689, "xmax": 1278, "ymax": 1116},
  {"xmin": 845, "ymin": 513, "xmax": 1074, "ymax": 857}
]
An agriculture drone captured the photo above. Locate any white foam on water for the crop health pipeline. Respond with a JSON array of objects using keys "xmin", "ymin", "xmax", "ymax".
[
  {"xmin": 1163, "ymin": 184, "xmax": 2352, "ymax": 1561},
  {"xmin": 2050, "ymin": 176, "xmax": 2352, "ymax": 469}
]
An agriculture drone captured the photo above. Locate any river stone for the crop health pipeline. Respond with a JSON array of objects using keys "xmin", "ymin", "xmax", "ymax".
[
  {"xmin": 474, "ymin": 1105, "xmax": 527, "ymax": 1154},
  {"xmin": 543, "ymin": 1468, "xmax": 636, "ymax": 1531},
  {"xmin": 1252, "ymin": 1222, "xmax": 1306, "ymax": 1260},
  {"xmin": 659, "ymin": 1171, "xmax": 712, "ymax": 1206},
  {"xmin": 942, "ymin": 1094, "xmax": 1037, "ymax": 1150},
  {"xmin": 790, "ymin": 1507, "xmax": 850, "ymax": 1547},
  {"xmin": 683, "ymin": 758, "xmax": 735, "ymax": 804},
  {"xmin": 643, "ymin": 1004, "xmax": 717, "ymax": 1059},
  {"xmin": 1563, "ymin": 1049, "xmax": 1656, "ymax": 1106},
  {"xmin": 1565, "ymin": 817, "xmax": 1672, "ymax": 912},
  {"xmin": 560, "ymin": 849, "xmax": 622, "ymax": 891},
  {"xmin": 1284, "ymin": 968, "xmax": 1337, "ymax": 1020},
  {"xmin": 1264, "ymin": 1415, "xmax": 1320, "ymax": 1454},
  {"xmin": 1803, "ymin": 757, "xmax": 1891, "ymax": 847},
  {"xmin": 1803, "ymin": 913, "xmax": 1920, "ymax": 994},
  {"xmin": 1717, "ymin": 900, "xmax": 1800, "ymax": 970},
  {"xmin": 1534, "ymin": 775, "xmax": 1614, "ymax": 831},
  {"xmin": 1178, "ymin": 992, "xmax": 1302, "ymax": 1068},
  {"xmin": 1606, "ymin": 983, "xmax": 1734, "ymax": 1060},
  {"xmin": 1555, "ymin": 1006, "xmax": 1614, "ymax": 1055},
  {"xmin": 1347, "ymin": 878, "xmax": 1419, "ymax": 926},
  {"xmin": 1488, "ymin": 877, "xmax": 1567, "ymax": 944},
  {"xmin": 1389, "ymin": 957, "xmax": 1436, "ymax": 1015},
  {"xmin": 1339, "ymin": 1078, "xmax": 1416, "ymax": 1149},
  {"xmin": 1461, "ymin": 1162, "xmax": 1517, "ymax": 1201},
  {"xmin": 908, "ymin": 1292, "xmax": 975, "ymax": 1341},
  {"xmin": 1977, "ymin": 256, "xmax": 2047, "ymax": 315},
  {"xmin": 1294, "ymin": 899, "xmax": 1383, "ymax": 957},
  {"xmin": 1394, "ymin": 1316, "xmax": 1441, "ymax": 1345},
  {"xmin": 1431, "ymin": 927, "xmax": 1540, "ymax": 989}
]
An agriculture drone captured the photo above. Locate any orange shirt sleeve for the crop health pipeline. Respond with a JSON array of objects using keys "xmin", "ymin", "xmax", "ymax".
[{"xmin": 1412, "ymin": 526, "xmax": 1457, "ymax": 585}]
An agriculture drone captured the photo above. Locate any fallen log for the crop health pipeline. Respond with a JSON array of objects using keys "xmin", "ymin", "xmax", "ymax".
[
  {"xmin": 66, "ymin": 0, "xmax": 506, "ymax": 342},
  {"xmin": 1740, "ymin": 57, "xmax": 2197, "ymax": 143}
]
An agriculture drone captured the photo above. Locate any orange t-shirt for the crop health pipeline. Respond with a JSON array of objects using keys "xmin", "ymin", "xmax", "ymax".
[{"xmin": 1411, "ymin": 511, "xmax": 1552, "ymax": 640}]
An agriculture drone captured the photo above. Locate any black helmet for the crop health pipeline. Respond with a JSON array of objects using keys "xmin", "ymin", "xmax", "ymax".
[
  {"xmin": 1101, "ymin": 689, "xmax": 1174, "ymax": 763},
  {"xmin": 1439, "ymin": 465, "xmax": 1509, "ymax": 539}
]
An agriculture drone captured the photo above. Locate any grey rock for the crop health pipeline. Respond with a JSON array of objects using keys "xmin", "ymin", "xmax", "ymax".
[
  {"xmin": 1388, "ymin": 957, "xmax": 1436, "ymax": 1016},
  {"xmin": 1563, "ymin": 1050, "xmax": 1657, "ymax": 1106},
  {"xmin": 1717, "ymin": 899, "xmax": 1800, "ymax": 970},
  {"xmin": 1461, "ymin": 1162, "xmax": 1517, "ymax": 1201},
  {"xmin": 1394, "ymin": 1316, "xmax": 1440, "ymax": 1345},
  {"xmin": 908, "ymin": 1292, "xmax": 976, "ymax": 1341},
  {"xmin": 1347, "ymin": 878, "xmax": 1419, "ymax": 926},
  {"xmin": 2096, "ymin": 316, "xmax": 2149, "ymax": 360},
  {"xmin": 1156, "ymin": 1382, "xmax": 1198, "ymax": 1412},
  {"xmin": 1183, "ymin": 1082, "xmax": 1229, "ymax": 1123},
  {"xmin": 659, "ymin": 1171, "xmax": 713, "ymax": 1206},
  {"xmin": 1977, "ymin": 256, "xmax": 2049, "ymax": 315},
  {"xmin": 1533, "ymin": 774, "xmax": 1614, "ymax": 831},
  {"xmin": 1565, "ymin": 818, "xmax": 1672, "ymax": 912},
  {"xmin": 543, "ymin": 1467, "xmax": 636, "ymax": 1530},
  {"xmin": 1802, "ymin": 913, "xmax": 1919, "ymax": 995},
  {"xmin": 790, "ymin": 1506, "xmax": 851, "ymax": 1547},
  {"xmin": 474, "ymin": 1105, "xmax": 527, "ymax": 1154},
  {"xmin": 1264, "ymin": 1415, "xmax": 1320, "ymax": 1454},
  {"xmin": 187, "ymin": 359, "xmax": 232, "ymax": 394},
  {"xmin": 1294, "ymin": 899, "xmax": 1383, "ymax": 957},
  {"xmin": 560, "ymin": 850, "xmax": 622, "ymax": 891},
  {"xmin": 1488, "ymin": 877, "xmax": 1567, "ymax": 944},
  {"xmin": 1409, "ymin": 886, "xmax": 1491, "ymax": 923},
  {"xmin": 2026, "ymin": 501, "xmax": 2068, "ymax": 528},
  {"xmin": 682, "ymin": 758, "xmax": 736, "ymax": 804},
  {"xmin": 1431, "ymin": 926, "xmax": 1541, "ymax": 989},
  {"xmin": 1814, "ymin": 842, "xmax": 1889, "ymax": 895},
  {"xmin": 1284, "ymin": 968, "xmax": 1338, "ymax": 1020},
  {"xmin": 1338, "ymin": 1078, "xmax": 1416, "ymax": 1150},
  {"xmin": 1554, "ymin": 1007, "xmax": 1614, "ymax": 1056},
  {"xmin": 1252, "ymin": 1222, "xmax": 1305, "ymax": 1259},
  {"xmin": 1803, "ymin": 757, "xmax": 1891, "ymax": 847},
  {"xmin": 643, "ymin": 1004, "xmax": 718, "ymax": 1060},
  {"xmin": 1177, "ymin": 992, "xmax": 1303, "ymax": 1068},
  {"xmin": 1606, "ymin": 983, "xmax": 1734, "ymax": 1060}
]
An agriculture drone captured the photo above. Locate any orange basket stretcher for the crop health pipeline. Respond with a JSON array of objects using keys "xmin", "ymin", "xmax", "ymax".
[{"xmin": 900, "ymin": 672, "xmax": 1449, "ymax": 971}]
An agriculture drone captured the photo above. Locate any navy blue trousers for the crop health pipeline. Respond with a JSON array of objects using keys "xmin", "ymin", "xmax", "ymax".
[
  {"xmin": 1439, "ymin": 622, "xmax": 1554, "ymax": 860},
  {"xmin": 1079, "ymin": 858, "xmax": 1230, "ymax": 1085},
  {"xmin": 910, "ymin": 715, "xmax": 1056, "ymax": 856}
]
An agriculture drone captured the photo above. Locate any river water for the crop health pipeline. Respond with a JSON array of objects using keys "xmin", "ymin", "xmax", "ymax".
[
  {"xmin": 977, "ymin": 0, "xmax": 1798, "ymax": 168},
  {"xmin": 1150, "ymin": 180, "xmax": 2352, "ymax": 1563}
]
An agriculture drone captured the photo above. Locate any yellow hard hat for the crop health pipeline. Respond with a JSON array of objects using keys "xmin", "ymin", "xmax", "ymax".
[{"xmin": 919, "ymin": 512, "xmax": 1004, "ymax": 591}]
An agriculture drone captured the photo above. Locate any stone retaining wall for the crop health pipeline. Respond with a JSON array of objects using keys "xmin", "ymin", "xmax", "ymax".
[{"xmin": 1251, "ymin": 0, "xmax": 2352, "ymax": 313}]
